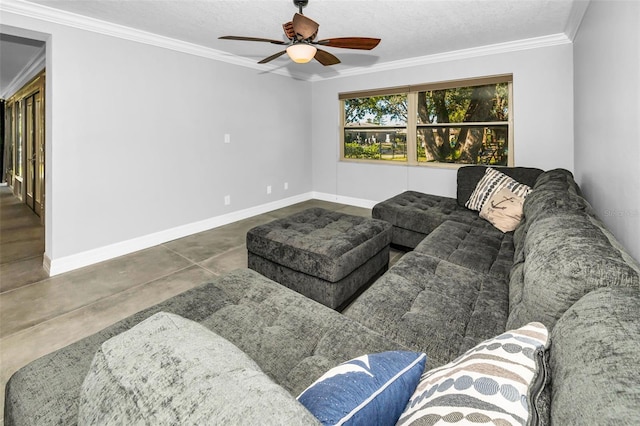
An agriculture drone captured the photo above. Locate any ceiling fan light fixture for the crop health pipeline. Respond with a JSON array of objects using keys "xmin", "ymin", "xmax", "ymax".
[{"xmin": 286, "ymin": 44, "xmax": 317, "ymax": 63}]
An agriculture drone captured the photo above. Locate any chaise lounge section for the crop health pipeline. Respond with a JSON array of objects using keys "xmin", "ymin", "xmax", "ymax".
[{"xmin": 372, "ymin": 166, "xmax": 543, "ymax": 249}]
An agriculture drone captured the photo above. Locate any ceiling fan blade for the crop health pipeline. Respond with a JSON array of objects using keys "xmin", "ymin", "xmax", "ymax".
[
  {"xmin": 314, "ymin": 48, "xmax": 341, "ymax": 66},
  {"xmin": 258, "ymin": 50, "xmax": 288, "ymax": 64},
  {"xmin": 316, "ymin": 37, "xmax": 381, "ymax": 50},
  {"xmin": 292, "ymin": 13, "xmax": 319, "ymax": 39},
  {"xmin": 282, "ymin": 21, "xmax": 295, "ymax": 40},
  {"xmin": 219, "ymin": 36, "xmax": 286, "ymax": 45}
]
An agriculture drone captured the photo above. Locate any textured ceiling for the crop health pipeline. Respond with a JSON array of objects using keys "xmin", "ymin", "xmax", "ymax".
[{"xmin": 4, "ymin": 0, "xmax": 587, "ymax": 82}]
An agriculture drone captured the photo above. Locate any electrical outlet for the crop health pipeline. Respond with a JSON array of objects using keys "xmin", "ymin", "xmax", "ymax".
[
  {"xmin": 224, "ymin": 195, "xmax": 231, "ymax": 205},
  {"xmin": 267, "ymin": 185, "xmax": 272, "ymax": 194},
  {"xmin": 284, "ymin": 182, "xmax": 289, "ymax": 190},
  {"xmin": 224, "ymin": 134, "xmax": 231, "ymax": 144}
]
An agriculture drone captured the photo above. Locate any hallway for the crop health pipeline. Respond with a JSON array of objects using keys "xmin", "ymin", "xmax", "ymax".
[{"xmin": 0, "ymin": 186, "xmax": 47, "ymax": 293}]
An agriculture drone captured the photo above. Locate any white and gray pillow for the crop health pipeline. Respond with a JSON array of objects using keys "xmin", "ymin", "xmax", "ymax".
[
  {"xmin": 396, "ymin": 322, "xmax": 549, "ymax": 426},
  {"xmin": 467, "ymin": 167, "xmax": 532, "ymax": 212}
]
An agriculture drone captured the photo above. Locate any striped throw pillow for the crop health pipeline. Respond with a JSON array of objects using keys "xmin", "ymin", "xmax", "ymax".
[
  {"xmin": 466, "ymin": 167, "xmax": 532, "ymax": 212},
  {"xmin": 396, "ymin": 322, "xmax": 549, "ymax": 426}
]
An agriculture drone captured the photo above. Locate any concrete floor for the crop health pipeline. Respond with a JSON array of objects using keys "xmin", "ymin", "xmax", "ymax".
[{"xmin": 0, "ymin": 186, "xmax": 403, "ymax": 421}]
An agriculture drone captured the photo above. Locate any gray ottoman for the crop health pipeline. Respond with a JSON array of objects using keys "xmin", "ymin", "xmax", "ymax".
[{"xmin": 246, "ymin": 208, "xmax": 392, "ymax": 310}]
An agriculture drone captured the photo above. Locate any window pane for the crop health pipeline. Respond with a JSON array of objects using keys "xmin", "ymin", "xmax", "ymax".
[
  {"xmin": 344, "ymin": 129, "xmax": 407, "ymax": 161},
  {"xmin": 345, "ymin": 94, "xmax": 408, "ymax": 126},
  {"xmin": 417, "ymin": 125, "xmax": 508, "ymax": 165},
  {"xmin": 417, "ymin": 83, "xmax": 508, "ymax": 124}
]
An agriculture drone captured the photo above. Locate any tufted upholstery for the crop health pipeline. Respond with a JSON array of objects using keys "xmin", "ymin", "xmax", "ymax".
[
  {"xmin": 247, "ymin": 208, "xmax": 391, "ymax": 282},
  {"xmin": 7, "ymin": 167, "xmax": 640, "ymax": 425},
  {"xmin": 246, "ymin": 208, "xmax": 392, "ymax": 309},
  {"xmin": 413, "ymin": 220, "xmax": 514, "ymax": 279},
  {"xmin": 343, "ymin": 251, "xmax": 509, "ymax": 367},
  {"xmin": 372, "ymin": 191, "xmax": 492, "ymax": 249},
  {"xmin": 5, "ymin": 269, "xmax": 402, "ymax": 425}
]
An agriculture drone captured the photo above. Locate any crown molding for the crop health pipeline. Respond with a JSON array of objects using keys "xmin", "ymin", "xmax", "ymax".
[
  {"xmin": 2, "ymin": 0, "xmax": 574, "ymax": 83},
  {"xmin": 0, "ymin": 0, "xmax": 310, "ymax": 80},
  {"xmin": 564, "ymin": 0, "xmax": 591, "ymax": 41},
  {"xmin": 309, "ymin": 33, "xmax": 572, "ymax": 82}
]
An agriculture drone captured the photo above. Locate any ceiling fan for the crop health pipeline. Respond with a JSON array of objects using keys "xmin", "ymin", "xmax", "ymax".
[{"xmin": 219, "ymin": 0, "xmax": 381, "ymax": 66}]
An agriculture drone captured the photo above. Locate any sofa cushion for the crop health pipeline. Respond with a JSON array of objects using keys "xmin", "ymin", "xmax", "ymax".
[
  {"xmin": 397, "ymin": 322, "xmax": 549, "ymax": 426},
  {"xmin": 513, "ymin": 169, "xmax": 591, "ymax": 258},
  {"xmin": 298, "ymin": 351, "xmax": 426, "ymax": 426},
  {"xmin": 78, "ymin": 312, "xmax": 320, "ymax": 425},
  {"xmin": 343, "ymin": 251, "xmax": 509, "ymax": 368},
  {"xmin": 5, "ymin": 269, "xmax": 403, "ymax": 424},
  {"xmin": 507, "ymin": 212, "xmax": 640, "ymax": 331},
  {"xmin": 414, "ymin": 220, "xmax": 515, "ymax": 280},
  {"xmin": 372, "ymin": 191, "xmax": 488, "ymax": 249},
  {"xmin": 514, "ymin": 187, "xmax": 593, "ymax": 264},
  {"xmin": 466, "ymin": 167, "xmax": 532, "ymax": 212},
  {"xmin": 549, "ymin": 287, "xmax": 640, "ymax": 424}
]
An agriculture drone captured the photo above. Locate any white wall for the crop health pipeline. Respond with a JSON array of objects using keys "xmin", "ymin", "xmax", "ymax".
[
  {"xmin": 311, "ymin": 43, "xmax": 575, "ymax": 204},
  {"xmin": 2, "ymin": 10, "xmax": 312, "ymax": 272},
  {"xmin": 573, "ymin": 1, "xmax": 640, "ymax": 262}
]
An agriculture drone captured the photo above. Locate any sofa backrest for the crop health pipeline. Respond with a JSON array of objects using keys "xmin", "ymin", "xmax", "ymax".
[
  {"xmin": 456, "ymin": 165, "xmax": 544, "ymax": 207},
  {"xmin": 549, "ymin": 287, "xmax": 640, "ymax": 424},
  {"xmin": 513, "ymin": 168, "xmax": 593, "ymax": 263},
  {"xmin": 507, "ymin": 169, "xmax": 640, "ymax": 331}
]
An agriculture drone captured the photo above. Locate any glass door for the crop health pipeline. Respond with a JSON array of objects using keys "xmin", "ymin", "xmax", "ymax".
[
  {"xmin": 23, "ymin": 91, "xmax": 44, "ymax": 218},
  {"xmin": 25, "ymin": 94, "xmax": 36, "ymax": 211}
]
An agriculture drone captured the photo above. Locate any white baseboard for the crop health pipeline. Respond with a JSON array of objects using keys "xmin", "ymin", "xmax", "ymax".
[
  {"xmin": 47, "ymin": 191, "xmax": 379, "ymax": 276},
  {"xmin": 47, "ymin": 192, "xmax": 315, "ymax": 276},
  {"xmin": 312, "ymin": 191, "xmax": 378, "ymax": 209}
]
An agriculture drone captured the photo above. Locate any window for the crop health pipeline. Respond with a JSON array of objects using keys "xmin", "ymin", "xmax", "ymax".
[
  {"xmin": 344, "ymin": 94, "xmax": 408, "ymax": 162},
  {"xmin": 340, "ymin": 75, "xmax": 513, "ymax": 167}
]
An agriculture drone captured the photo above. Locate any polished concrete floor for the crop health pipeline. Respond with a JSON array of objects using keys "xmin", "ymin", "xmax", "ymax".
[{"xmin": 0, "ymin": 186, "xmax": 403, "ymax": 420}]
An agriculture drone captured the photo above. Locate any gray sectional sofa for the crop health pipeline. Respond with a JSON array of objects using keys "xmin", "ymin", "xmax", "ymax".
[{"xmin": 5, "ymin": 167, "xmax": 640, "ymax": 425}]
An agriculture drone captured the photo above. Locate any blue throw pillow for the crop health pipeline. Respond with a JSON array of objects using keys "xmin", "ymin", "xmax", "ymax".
[{"xmin": 297, "ymin": 351, "xmax": 427, "ymax": 426}]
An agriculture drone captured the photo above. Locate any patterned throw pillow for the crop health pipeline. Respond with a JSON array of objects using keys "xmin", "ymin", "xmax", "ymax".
[
  {"xmin": 466, "ymin": 167, "xmax": 532, "ymax": 212},
  {"xmin": 298, "ymin": 351, "xmax": 427, "ymax": 426},
  {"xmin": 396, "ymin": 322, "xmax": 549, "ymax": 426},
  {"xmin": 480, "ymin": 187, "xmax": 526, "ymax": 232}
]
